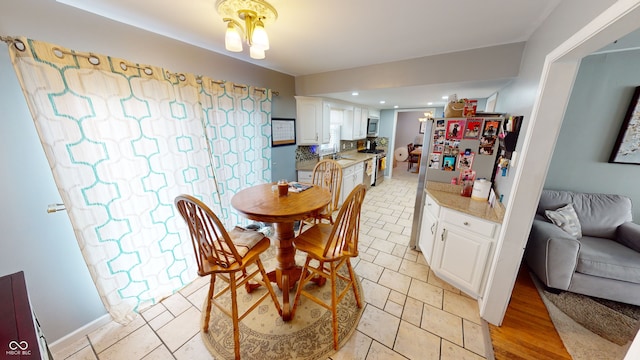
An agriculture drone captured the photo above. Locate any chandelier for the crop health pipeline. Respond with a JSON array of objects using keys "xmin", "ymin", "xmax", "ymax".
[{"xmin": 216, "ymin": 0, "xmax": 278, "ymax": 60}]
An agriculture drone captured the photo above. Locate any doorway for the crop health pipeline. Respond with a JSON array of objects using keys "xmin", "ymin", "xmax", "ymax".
[{"xmin": 480, "ymin": 0, "xmax": 640, "ymax": 334}]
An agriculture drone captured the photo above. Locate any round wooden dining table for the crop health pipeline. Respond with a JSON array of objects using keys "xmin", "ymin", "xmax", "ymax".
[{"xmin": 231, "ymin": 182, "xmax": 331, "ymax": 320}]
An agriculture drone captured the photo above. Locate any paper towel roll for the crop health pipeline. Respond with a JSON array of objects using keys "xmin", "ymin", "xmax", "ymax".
[{"xmin": 471, "ymin": 179, "xmax": 492, "ymax": 201}]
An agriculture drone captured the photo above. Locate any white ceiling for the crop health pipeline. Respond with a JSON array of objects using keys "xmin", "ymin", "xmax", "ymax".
[{"xmin": 57, "ymin": 0, "xmax": 566, "ymax": 108}]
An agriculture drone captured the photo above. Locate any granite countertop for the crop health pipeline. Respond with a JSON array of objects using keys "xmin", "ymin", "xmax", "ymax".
[
  {"xmin": 296, "ymin": 150, "xmax": 379, "ymax": 171},
  {"xmin": 426, "ymin": 182, "xmax": 505, "ymax": 224}
]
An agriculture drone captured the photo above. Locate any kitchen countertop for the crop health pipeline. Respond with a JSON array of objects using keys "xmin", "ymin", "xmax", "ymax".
[
  {"xmin": 296, "ymin": 150, "xmax": 379, "ymax": 171},
  {"xmin": 426, "ymin": 182, "xmax": 505, "ymax": 224}
]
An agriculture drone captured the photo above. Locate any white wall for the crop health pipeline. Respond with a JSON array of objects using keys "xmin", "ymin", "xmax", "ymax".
[
  {"xmin": 545, "ymin": 50, "xmax": 640, "ymax": 221},
  {"xmin": 0, "ymin": 0, "xmax": 296, "ymax": 342}
]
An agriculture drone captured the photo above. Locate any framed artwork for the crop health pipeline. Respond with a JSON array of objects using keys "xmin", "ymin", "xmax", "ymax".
[
  {"xmin": 442, "ymin": 155, "xmax": 456, "ymax": 171},
  {"xmin": 432, "ymin": 144, "xmax": 444, "ymax": 153},
  {"xmin": 464, "ymin": 119, "xmax": 483, "ymax": 139},
  {"xmin": 446, "ymin": 120, "xmax": 465, "ymax": 140},
  {"xmin": 609, "ymin": 86, "xmax": 640, "ymax": 164},
  {"xmin": 419, "ymin": 121, "xmax": 427, "ymax": 134},
  {"xmin": 435, "ymin": 119, "xmax": 446, "ymax": 130},
  {"xmin": 271, "ymin": 118, "xmax": 296, "ymax": 147}
]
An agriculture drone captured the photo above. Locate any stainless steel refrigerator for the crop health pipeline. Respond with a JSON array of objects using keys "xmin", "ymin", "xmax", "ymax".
[{"xmin": 410, "ymin": 117, "xmax": 503, "ymax": 249}]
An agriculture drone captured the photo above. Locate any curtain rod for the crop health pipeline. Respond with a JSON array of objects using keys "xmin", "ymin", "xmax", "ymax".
[{"xmin": 1, "ymin": 35, "xmax": 280, "ymax": 96}]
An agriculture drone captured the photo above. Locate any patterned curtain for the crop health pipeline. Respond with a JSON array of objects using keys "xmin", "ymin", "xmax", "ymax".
[{"xmin": 4, "ymin": 36, "xmax": 272, "ymax": 323}]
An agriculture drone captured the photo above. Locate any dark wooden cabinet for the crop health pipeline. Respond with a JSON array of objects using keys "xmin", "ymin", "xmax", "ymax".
[{"xmin": 0, "ymin": 271, "xmax": 50, "ymax": 359}]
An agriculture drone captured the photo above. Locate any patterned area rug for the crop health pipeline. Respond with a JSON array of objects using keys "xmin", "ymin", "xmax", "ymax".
[{"xmin": 201, "ymin": 247, "xmax": 364, "ymax": 360}]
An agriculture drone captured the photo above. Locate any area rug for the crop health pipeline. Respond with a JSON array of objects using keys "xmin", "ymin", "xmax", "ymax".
[
  {"xmin": 539, "ymin": 286, "xmax": 640, "ymax": 345},
  {"xmin": 201, "ymin": 247, "xmax": 364, "ymax": 360},
  {"xmin": 531, "ymin": 273, "xmax": 638, "ymax": 359}
]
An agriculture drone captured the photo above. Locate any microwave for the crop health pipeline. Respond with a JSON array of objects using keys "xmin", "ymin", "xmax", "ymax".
[{"xmin": 367, "ymin": 118, "xmax": 379, "ymax": 137}]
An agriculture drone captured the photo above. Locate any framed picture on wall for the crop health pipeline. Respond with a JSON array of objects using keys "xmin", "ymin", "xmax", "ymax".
[
  {"xmin": 609, "ymin": 86, "xmax": 640, "ymax": 164},
  {"xmin": 419, "ymin": 121, "xmax": 427, "ymax": 134},
  {"xmin": 271, "ymin": 118, "xmax": 296, "ymax": 147}
]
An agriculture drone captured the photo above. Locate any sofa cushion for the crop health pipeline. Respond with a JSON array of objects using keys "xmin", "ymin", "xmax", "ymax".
[
  {"xmin": 572, "ymin": 193, "xmax": 632, "ymax": 239},
  {"xmin": 575, "ymin": 236, "xmax": 640, "ymax": 284},
  {"xmin": 538, "ymin": 190, "xmax": 632, "ymax": 239},
  {"xmin": 545, "ymin": 203, "xmax": 582, "ymax": 238},
  {"xmin": 537, "ymin": 190, "xmax": 574, "ymax": 216},
  {"xmin": 617, "ymin": 222, "xmax": 640, "ymax": 253}
]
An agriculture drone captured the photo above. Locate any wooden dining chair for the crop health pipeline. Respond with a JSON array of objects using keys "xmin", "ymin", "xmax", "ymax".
[
  {"xmin": 298, "ymin": 159, "xmax": 342, "ymax": 234},
  {"xmin": 291, "ymin": 184, "xmax": 366, "ymax": 350},
  {"xmin": 174, "ymin": 194, "xmax": 282, "ymax": 360},
  {"xmin": 407, "ymin": 143, "xmax": 419, "ymax": 171}
]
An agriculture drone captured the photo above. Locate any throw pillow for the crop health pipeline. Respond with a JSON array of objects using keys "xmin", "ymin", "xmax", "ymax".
[{"xmin": 545, "ymin": 203, "xmax": 582, "ymax": 238}]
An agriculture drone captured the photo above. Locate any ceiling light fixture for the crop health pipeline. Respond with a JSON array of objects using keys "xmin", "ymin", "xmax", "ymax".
[
  {"xmin": 216, "ymin": 0, "xmax": 278, "ymax": 60},
  {"xmin": 419, "ymin": 111, "xmax": 434, "ymax": 122}
]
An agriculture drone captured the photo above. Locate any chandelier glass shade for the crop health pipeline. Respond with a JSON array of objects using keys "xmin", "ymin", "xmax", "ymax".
[{"xmin": 216, "ymin": 0, "xmax": 278, "ymax": 59}]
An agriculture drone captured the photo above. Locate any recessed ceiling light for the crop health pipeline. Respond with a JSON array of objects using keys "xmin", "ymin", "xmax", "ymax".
[
  {"xmin": 394, "ymin": 105, "xmax": 399, "ymax": 108},
  {"xmin": 352, "ymin": 92, "xmax": 359, "ymax": 96},
  {"xmin": 442, "ymin": 96, "xmax": 449, "ymax": 100},
  {"xmin": 379, "ymin": 100, "xmax": 386, "ymax": 104},
  {"xmin": 427, "ymin": 102, "xmax": 433, "ymax": 105}
]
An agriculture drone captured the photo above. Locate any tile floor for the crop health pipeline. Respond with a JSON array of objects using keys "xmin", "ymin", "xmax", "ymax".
[{"xmin": 52, "ymin": 166, "xmax": 492, "ymax": 360}]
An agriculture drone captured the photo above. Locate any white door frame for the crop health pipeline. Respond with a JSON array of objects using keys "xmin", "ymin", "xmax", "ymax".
[{"xmin": 480, "ymin": 0, "xmax": 640, "ymax": 331}]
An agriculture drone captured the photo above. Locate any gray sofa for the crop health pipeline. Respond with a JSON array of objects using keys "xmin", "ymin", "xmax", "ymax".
[{"xmin": 525, "ymin": 189, "xmax": 640, "ymax": 306}]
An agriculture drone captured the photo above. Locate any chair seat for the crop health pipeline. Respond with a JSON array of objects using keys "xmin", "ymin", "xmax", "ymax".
[
  {"xmin": 202, "ymin": 236, "xmax": 271, "ymax": 275},
  {"xmin": 294, "ymin": 224, "xmax": 333, "ymax": 260}
]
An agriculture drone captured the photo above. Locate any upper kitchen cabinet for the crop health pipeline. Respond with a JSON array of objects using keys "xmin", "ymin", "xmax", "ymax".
[
  {"xmin": 341, "ymin": 106, "xmax": 368, "ymax": 141},
  {"xmin": 368, "ymin": 108, "xmax": 380, "ymax": 119},
  {"xmin": 295, "ymin": 96, "xmax": 331, "ymax": 145}
]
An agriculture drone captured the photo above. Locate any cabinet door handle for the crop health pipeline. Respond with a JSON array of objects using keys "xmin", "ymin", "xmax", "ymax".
[
  {"xmin": 430, "ymin": 223, "xmax": 436, "ymax": 235},
  {"xmin": 441, "ymin": 228, "xmax": 446, "ymax": 241},
  {"xmin": 463, "ymin": 221, "xmax": 470, "ymax": 226}
]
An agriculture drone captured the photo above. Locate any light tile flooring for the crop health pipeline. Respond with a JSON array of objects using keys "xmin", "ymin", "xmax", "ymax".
[{"xmin": 53, "ymin": 166, "xmax": 492, "ymax": 360}]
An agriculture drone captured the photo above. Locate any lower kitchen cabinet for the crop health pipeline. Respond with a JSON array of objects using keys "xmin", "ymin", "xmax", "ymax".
[
  {"xmin": 418, "ymin": 194, "xmax": 440, "ymax": 264},
  {"xmin": 297, "ymin": 170, "xmax": 312, "ymax": 183},
  {"xmin": 340, "ymin": 161, "xmax": 364, "ymax": 205},
  {"xmin": 425, "ymin": 204, "xmax": 500, "ymax": 298}
]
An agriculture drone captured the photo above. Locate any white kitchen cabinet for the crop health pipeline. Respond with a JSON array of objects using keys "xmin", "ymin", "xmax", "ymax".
[
  {"xmin": 418, "ymin": 194, "xmax": 440, "ymax": 265},
  {"xmin": 341, "ymin": 106, "xmax": 368, "ymax": 140},
  {"xmin": 429, "ymin": 206, "xmax": 499, "ymax": 298},
  {"xmin": 297, "ymin": 170, "xmax": 313, "ymax": 183},
  {"xmin": 295, "ymin": 96, "xmax": 331, "ymax": 145},
  {"xmin": 354, "ymin": 162, "xmax": 364, "ymax": 186},
  {"xmin": 340, "ymin": 164, "xmax": 356, "ymax": 207}
]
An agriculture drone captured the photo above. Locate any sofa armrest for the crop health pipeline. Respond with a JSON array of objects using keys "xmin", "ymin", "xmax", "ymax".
[
  {"xmin": 526, "ymin": 219, "xmax": 581, "ymax": 290},
  {"xmin": 617, "ymin": 222, "xmax": 640, "ymax": 253}
]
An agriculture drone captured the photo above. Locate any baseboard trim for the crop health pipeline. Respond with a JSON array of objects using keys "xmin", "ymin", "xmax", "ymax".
[{"xmin": 48, "ymin": 314, "xmax": 112, "ymax": 354}]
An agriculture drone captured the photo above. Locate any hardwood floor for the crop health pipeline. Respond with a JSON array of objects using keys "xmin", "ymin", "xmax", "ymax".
[{"xmin": 489, "ymin": 265, "xmax": 572, "ymax": 360}]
